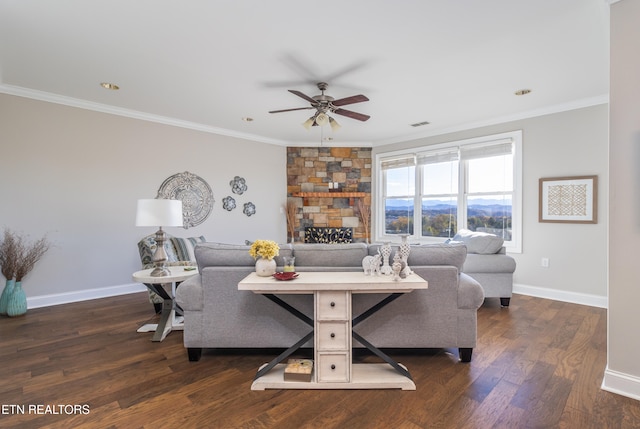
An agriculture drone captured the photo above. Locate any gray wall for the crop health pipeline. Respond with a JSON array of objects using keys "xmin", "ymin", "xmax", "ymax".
[
  {"xmin": 0, "ymin": 93, "xmax": 287, "ymax": 303},
  {"xmin": 604, "ymin": 0, "xmax": 640, "ymax": 400},
  {"xmin": 373, "ymin": 104, "xmax": 609, "ymax": 306}
]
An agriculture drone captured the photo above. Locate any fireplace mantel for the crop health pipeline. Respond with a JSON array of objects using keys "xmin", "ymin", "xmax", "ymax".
[{"xmin": 292, "ymin": 192, "xmax": 367, "ymax": 198}]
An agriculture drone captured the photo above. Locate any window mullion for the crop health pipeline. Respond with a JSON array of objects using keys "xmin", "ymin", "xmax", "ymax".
[
  {"xmin": 458, "ymin": 159, "xmax": 467, "ymax": 232},
  {"xmin": 415, "ymin": 165, "xmax": 423, "ymax": 241}
]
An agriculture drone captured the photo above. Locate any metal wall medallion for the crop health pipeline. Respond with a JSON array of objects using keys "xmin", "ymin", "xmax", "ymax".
[{"xmin": 157, "ymin": 171, "xmax": 214, "ymax": 228}]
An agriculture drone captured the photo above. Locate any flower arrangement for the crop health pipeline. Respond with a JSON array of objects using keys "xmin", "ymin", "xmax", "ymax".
[{"xmin": 249, "ymin": 240, "xmax": 279, "ymax": 260}]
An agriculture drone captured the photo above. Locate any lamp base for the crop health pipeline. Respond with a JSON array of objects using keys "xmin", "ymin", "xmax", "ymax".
[
  {"xmin": 150, "ymin": 266, "xmax": 172, "ymax": 277},
  {"xmin": 149, "ymin": 267, "xmax": 171, "ymax": 277}
]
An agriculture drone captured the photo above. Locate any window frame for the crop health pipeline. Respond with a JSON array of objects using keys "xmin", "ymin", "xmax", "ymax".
[{"xmin": 375, "ymin": 130, "xmax": 523, "ymax": 253}]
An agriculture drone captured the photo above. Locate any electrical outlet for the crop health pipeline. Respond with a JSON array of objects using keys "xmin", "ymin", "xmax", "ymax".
[{"xmin": 541, "ymin": 257, "xmax": 550, "ymax": 268}]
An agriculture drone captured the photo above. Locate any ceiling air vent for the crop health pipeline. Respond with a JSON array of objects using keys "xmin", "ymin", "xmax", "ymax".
[{"xmin": 410, "ymin": 121, "xmax": 430, "ymax": 127}]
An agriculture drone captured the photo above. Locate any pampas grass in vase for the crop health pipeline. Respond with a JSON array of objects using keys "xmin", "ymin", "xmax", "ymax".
[
  {"xmin": 0, "ymin": 230, "xmax": 19, "ymax": 315},
  {"xmin": 357, "ymin": 200, "xmax": 371, "ymax": 244},
  {"xmin": 0, "ymin": 229, "xmax": 50, "ymax": 317}
]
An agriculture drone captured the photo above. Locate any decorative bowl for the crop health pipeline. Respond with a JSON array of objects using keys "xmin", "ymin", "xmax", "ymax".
[{"xmin": 273, "ymin": 272, "xmax": 299, "ymax": 281}]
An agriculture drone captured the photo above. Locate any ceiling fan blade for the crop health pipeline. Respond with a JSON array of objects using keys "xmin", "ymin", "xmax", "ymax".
[
  {"xmin": 288, "ymin": 89, "xmax": 317, "ymax": 104},
  {"xmin": 332, "ymin": 94, "xmax": 369, "ymax": 107},
  {"xmin": 269, "ymin": 107, "xmax": 314, "ymax": 114},
  {"xmin": 333, "ymin": 108, "xmax": 370, "ymax": 122}
]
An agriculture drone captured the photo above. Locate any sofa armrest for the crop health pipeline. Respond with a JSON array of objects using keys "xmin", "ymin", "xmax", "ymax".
[
  {"xmin": 175, "ymin": 275, "xmax": 203, "ymax": 311},
  {"xmin": 458, "ymin": 273, "xmax": 485, "ymax": 309}
]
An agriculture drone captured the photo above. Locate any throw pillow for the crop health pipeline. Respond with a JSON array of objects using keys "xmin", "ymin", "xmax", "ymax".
[
  {"xmin": 170, "ymin": 236, "xmax": 206, "ymax": 262},
  {"xmin": 452, "ymin": 229, "xmax": 504, "ymax": 254}
]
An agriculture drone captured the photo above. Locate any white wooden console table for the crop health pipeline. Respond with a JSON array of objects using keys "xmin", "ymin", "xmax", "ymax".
[{"xmin": 238, "ymin": 271, "xmax": 428, "ymax": 390}]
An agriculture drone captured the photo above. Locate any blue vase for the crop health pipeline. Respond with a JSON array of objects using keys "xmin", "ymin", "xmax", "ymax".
[
  {"xmin": 6, "ymin": 281, "xmax": 27, "ymax": 317},
  {"xmin": 0, "ymin": 279, "xmax": 16, "ymax": 316}
]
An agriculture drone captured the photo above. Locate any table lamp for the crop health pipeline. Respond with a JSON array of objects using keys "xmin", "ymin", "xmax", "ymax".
[{"xmin": 136, "ymin": 198, "xmax": 184, "ymax": 277}]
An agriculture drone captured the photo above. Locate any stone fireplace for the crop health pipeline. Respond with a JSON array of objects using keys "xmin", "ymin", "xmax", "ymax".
[{"xmin": 287, "ymin": 147, "xmax": 371, "ymax": 243}]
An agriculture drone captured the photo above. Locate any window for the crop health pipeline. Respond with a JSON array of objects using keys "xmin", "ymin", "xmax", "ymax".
[{"xmin": 377, "ymin": 131, "xmax": 522, "ymax": 252}]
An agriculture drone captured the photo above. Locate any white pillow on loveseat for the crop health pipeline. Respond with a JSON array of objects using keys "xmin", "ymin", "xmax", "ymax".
[{"xmin": 451, "ymin": 229, "xmax": 504, "ymax": 254}]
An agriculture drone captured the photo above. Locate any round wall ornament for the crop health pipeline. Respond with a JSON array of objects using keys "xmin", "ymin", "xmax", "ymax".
[{"xmin": 157, "ymin": 171, "xmax": 214, "ymax": 228}]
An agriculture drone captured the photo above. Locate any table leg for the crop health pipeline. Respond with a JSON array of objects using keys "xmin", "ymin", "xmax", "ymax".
[
  {"xmin": 152, "ymin": 298, "xmax": 174, "ymax": 342},
  {"xmin": 352, "ymin": 293, "xmax": 412, "ymax": 380},
  {"xmin": 141, "ymin": 282, "xmax": 175, "ymax": 342},
  {"xmin": 254, "ymin": 294, "xmax": 314, "ymax": 380}
]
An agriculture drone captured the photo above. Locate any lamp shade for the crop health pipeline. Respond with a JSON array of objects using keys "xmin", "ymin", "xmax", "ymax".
[{"xmin": 136, "ymin": 199, "xmax": 183, "ymax": 227}]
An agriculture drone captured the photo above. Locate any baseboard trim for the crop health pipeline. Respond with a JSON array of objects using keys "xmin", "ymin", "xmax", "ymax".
[
  {"xmin": 27, "ymin": 283, "xmax": 147, "ymax": 309},
  {"xmin": 602, "ymin": 368, "xmax": 640, "ymax": 401},
  {"xmin": 513, "ymin": 283, "xmax": 607, "ymax": 308}
]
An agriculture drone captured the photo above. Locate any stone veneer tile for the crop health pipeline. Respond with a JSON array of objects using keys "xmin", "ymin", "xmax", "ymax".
[
  {"xmin": 301, "ymin": 148, "xmax": 319, "ymax": 158},
  {"xmin": 331, "ymin": 147, "xmax": 352, "ymax": 158},
  {"xmin": 342, "ymin": 217, "xmax": 360, "ymax": 228},
  {"xmin": 328, "ymin": 219, "xmax": 343, "ymax": 228}
]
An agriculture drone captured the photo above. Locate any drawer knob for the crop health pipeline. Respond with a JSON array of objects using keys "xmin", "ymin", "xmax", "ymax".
[
  {"xmin": 330, "ymin": 302, "xmax": 335, "ymax": 307},
  {"xmin": 331, "ymin": 364, "xmax": 336, "ymax": 370},
  {"xmin": 330, "ymin": 333, "xmax": 335, "ymax": 338}
]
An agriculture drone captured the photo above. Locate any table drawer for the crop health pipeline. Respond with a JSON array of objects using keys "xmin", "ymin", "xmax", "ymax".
[
  {"xmin": 316, "ymin": 291, "xmax": 349, "ymax": 320},
  {"xmin": 317, "ymin": 322, "xmax": 349, "ymax": 350},
  {"xmin": 317, "ymin": 353, "xmax": 350, "ymax": 382}
]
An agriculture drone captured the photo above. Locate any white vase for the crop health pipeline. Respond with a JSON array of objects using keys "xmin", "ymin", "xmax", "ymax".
[
  {"xmin": 255, "ymin": 257, "xmax": 277, "ymax": 277},
  {"xmin": 399, "ymin": 234, "xmax": 412, "ymax": 276},
  {"xmin": 379, "ymin": 242, "xmax": 392, "ymax": 275}
]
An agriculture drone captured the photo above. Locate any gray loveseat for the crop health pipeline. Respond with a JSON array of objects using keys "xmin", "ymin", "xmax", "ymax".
[
  {"xmin": 175, "ymin": 242, "xmax": 484, "ymax": 363},
  {"xmin": 449, "ymin": 229, "xmax": 517, "ymax": 307}
]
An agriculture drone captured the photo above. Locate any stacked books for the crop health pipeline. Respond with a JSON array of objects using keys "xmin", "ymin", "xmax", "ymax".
[{"xmin": 284, "ymin": 359, "xmax": 313, "ymax": 382}]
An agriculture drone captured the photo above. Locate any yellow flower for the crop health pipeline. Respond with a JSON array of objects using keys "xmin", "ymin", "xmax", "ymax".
[{"xmin": 249, "ymin": 240, "xmax": 279, "ymax": 260}]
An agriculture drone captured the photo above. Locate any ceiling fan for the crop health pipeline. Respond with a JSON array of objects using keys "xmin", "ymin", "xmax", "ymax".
[{"xmin": 269, "ymin": 82, "xmax": 370, "ymax": 130}]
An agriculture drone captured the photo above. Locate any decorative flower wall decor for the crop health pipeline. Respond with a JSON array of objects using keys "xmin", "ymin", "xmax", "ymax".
[
  {"xmin": 243, "ymin": 202, "xmax": 256, "ymax": 217},
  {"xmin": 222, "ymin": 196, "xmax": 236, "ymax": 211},
  {"xmin": 230, "ymin": 176, "xmax": 248, "ymax": 195}
]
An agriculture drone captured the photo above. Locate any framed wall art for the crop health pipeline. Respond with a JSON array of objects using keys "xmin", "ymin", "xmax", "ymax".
[{"xmin": 539, "ymin": 175, "xmax": 597, "ymax": 224}]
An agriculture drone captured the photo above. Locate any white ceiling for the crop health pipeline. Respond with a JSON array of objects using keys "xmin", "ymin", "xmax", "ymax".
[{"xmin": 0, "ymin": 0, "xmax": 610, "ymax": 147}]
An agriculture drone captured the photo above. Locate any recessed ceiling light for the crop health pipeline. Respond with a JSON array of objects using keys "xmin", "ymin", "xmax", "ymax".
[
  {"xmin": 100, "ymin": 82, "xmax": 119, "ymax": 90},
  {"xmin": 515, "ymin": 89, "xmax": 532, "ymax": 96},
  {"xmin": 241, "ymin": 117, "xmax": 254, "ymax": 122}
]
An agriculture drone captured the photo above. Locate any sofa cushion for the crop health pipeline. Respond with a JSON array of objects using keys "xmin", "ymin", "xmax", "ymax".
[
  {"xmin": 195, "ymin": 242, "xmax": 293, "ymax": 270},
  {"xmin": 451, "ymin": 229, "xmax": 504, "ymax": 254},
  {"xmin": 293, "ymin": 243, "xmax": 368, "ymax": 267},
  {"xmin": 407, "ymin": 243, "xmax": 467, "ymax": 272},
  {"xmin": 171, "ymin": 236, "xmax": 206, "ymax": 262},
  {"xmin": 369, "ymin": 243, "xmax": 467, "ymax": 272}
]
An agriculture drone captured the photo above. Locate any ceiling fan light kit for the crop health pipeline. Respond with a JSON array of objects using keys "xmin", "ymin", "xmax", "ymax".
[{"xmin": 270, "ymin": 82, "xmax": 370, "ymax": 131}]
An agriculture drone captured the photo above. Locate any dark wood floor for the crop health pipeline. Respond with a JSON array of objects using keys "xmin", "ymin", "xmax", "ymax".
[{"xmin": 1, "ymin": 292, "xmax": 639, "ymax": 429}]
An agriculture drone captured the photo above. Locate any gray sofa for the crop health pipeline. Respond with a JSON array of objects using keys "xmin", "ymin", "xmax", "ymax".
[
  {"xmin": 449, "ymin": 229, "xmax": 517, "ymax": 307},
  {"xmin": 175, "ymin": 242, "xmax": 485, "ymax": 363}
]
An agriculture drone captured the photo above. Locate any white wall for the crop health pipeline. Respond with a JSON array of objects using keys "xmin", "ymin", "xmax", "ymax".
[
  {"xmin": 373, "ymin": 104, "xmax": 609, "ymax": 306},
  {"xmin": 0, "ymin": 94, "xmax": 287, "ymax": 306},
  {"xmin": 603, "ymin": 0, "xmax": 640, "ymax": 401}
]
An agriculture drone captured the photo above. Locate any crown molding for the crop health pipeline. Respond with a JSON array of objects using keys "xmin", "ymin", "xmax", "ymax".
[
  {"xmin": 1, "ymin": 83, "xmax": 608, "ymax": 149},
  {"xmin": 0, "ymin": 83, "xmax": 289, "ymax": 147},
  {"xmin": 376, "ymin": 94, "xmax": 609, "ymax": 146}
]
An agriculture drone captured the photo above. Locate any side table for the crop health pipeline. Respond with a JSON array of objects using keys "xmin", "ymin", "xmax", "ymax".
[{"xmin": 132, "ymin": 267, "xmax": 198, "ymax": 342}]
